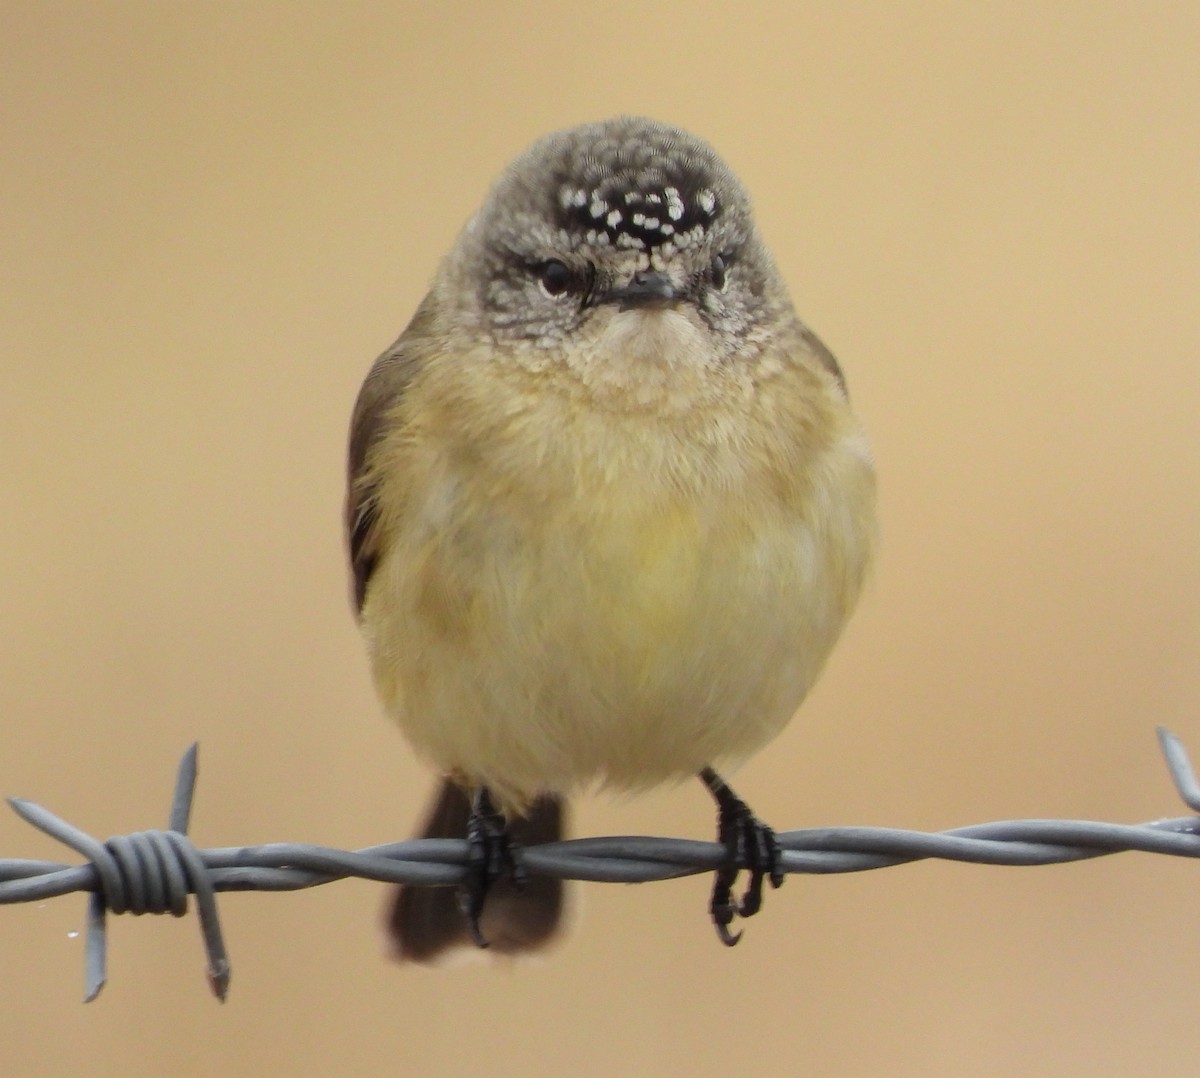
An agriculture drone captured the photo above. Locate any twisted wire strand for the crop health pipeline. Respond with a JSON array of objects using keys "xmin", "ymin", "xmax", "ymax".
[
  {"xmin": 3, "ymin": 728, "xmax": 1199, "ymax": 1002},
  {"xmin": 6, "ymin": 746, "xmax": 228, "ymax": 1001}
]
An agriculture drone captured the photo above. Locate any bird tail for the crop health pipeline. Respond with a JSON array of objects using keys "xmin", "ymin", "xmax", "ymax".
[{"xmin": 386, "ymin": 778, "xmax": 567, "ymax": 963}]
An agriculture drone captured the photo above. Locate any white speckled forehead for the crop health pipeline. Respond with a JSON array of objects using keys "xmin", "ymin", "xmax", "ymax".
[
  {"xmin": 555, "ymin": 177, "xmax": 720, "ymax": 252},
  {"xmin": 492, "ymin": 117, "xmax": 749, "ymax": 255}
]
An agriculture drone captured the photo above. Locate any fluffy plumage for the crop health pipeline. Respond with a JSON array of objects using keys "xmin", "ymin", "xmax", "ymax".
[{"xmin": 346, "ymin": 117, "xmax": 876, "ymax": 961}]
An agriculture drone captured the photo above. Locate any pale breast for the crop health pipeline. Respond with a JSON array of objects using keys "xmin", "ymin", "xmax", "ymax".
[{"xmin": 362, "ymin": 356, "xmax": 875, "ymax": 813}]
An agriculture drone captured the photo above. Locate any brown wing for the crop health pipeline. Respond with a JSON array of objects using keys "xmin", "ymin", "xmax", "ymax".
[
  {"xmin": 345, "ymin": 293, "xmax": 438, "ymax": 614},
  {"xmin": 797, "ymin": 321, "xmax": 848, "ymax": 396}
]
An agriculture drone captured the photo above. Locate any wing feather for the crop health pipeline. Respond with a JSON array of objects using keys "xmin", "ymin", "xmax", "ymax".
[{"xmin": 345, "ymin": 294, "xmax": 438, "ymax": 613}]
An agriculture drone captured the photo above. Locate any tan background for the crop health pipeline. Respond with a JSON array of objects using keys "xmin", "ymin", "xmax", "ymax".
[{"xmin": 3, "ymin": 2, "xmax": 1199, "ymax": 1075}]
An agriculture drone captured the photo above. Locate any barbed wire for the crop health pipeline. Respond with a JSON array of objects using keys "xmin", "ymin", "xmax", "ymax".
[{"xmin": 3, "ymin": 728, "xmax": 1199, "ymax": 1002}]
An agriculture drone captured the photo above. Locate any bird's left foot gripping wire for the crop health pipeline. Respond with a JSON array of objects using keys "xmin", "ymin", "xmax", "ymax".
[
  {"xmin": 699, "ymin": 768, "xmax": 784, "ymax": 946},
  {"xmin": 459, "ymin": 786, "xmax": 526, "ymax": 948}
]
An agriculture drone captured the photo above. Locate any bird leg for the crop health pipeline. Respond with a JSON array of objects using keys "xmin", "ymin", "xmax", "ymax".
[
  {"xmin": 458, "ymin": 786, "xmax": 525, "ymax": 948},
  {"xmin": 699, "ymin": 768, "xmax": 784, "ymax": 946}
]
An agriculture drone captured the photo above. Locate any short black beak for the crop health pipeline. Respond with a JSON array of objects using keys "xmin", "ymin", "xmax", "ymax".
[{"xmin": 599, "ymin": 270, "xmax": 680, "ymax": 311}]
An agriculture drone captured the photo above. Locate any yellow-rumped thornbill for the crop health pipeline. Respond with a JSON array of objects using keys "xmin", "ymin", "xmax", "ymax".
[{"xmin": 345, "ymin": 116, "xmax": 876, "ymax": 963}]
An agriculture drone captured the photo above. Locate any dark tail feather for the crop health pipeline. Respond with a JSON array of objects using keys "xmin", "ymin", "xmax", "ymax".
[{"xmin": 387, "ymin": 778, "xmax": 567, "ymax": 963}]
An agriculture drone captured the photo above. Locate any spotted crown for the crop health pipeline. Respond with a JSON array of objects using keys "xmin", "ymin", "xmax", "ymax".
[
  {"xmin": 556, "ymin": 174, "xmax": 720, "ymax": 252},
  {"xmin": 474, "ymin": 117, "xmax": 746, "ymax": 263},
  {"xmin": 541, "ymin": 119, "xmax": 733, "ymax": 252}
]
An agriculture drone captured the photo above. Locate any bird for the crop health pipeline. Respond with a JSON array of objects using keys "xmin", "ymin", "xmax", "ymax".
[{"xmin": 345, "ymin": 116, "xmax": 876, "ymax": 963}]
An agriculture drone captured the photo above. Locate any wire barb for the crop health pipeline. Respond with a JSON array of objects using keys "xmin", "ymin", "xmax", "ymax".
[
  {"xmin": 3, "ymin": 729, "xmax": 1200, "ymax": 1000},
  {"xmin": 6, "ymin": 744, "xmax": 229, "ymax": 1002}
]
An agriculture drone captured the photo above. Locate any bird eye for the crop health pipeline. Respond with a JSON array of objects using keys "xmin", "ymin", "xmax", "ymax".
[
  {"xmin": 535, "ymin": 259, "xmax": 573, "ymax": 297},
  {"xmin": 711, "ymin": 251, "xmax": 733, "ymax": 291}
]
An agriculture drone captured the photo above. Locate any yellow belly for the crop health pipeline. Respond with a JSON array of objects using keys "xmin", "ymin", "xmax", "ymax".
[{"xmin": 362, "ymin": 407, "xmax": 873, "ymax": 813}]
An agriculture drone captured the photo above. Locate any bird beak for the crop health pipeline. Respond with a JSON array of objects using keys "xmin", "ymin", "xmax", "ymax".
[{"xmin": 598, "ymin": 270, "xmax": 681, "ymax": 311}]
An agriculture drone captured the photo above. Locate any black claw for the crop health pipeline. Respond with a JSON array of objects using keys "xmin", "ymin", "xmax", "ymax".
[
  {"xmin": 716, "ymin": 919, "xmax": 742, "ymax": 947},
  {"xmin": 700, "ymin": 768, "xmax": 783, "ymax": 945},
  {"xmin": 456, "ymin": 787, "xmax": 522, "ymax": 949},
  {"xmin": 710, "ymin": 859, "xmax": 741, "ymax": 947}
]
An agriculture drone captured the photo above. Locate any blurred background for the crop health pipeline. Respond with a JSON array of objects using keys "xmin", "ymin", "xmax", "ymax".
[{"xmin": 2, "ymin": 2, "xmax": 1198, "ymax": 1075}]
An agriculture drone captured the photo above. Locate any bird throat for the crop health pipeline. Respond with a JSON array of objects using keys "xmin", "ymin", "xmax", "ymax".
[{"xmin": 566, "ymin": 306, "xmax": 718, "ymax": 412}]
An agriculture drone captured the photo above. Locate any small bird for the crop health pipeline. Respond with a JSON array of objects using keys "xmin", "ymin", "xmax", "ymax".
[{"xmin": 345, "ymin": 116, "xmax": 875, "ymax": 963}]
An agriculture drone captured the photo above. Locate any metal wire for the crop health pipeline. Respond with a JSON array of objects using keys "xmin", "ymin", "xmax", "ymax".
[{"xmin": 3, "ymin": 727, "xmax": 1199, "ymax": 1002}]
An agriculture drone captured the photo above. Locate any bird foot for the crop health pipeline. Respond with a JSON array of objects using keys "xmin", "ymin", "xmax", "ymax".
[
  {"xmin": 700, "ymin": 769, "xmax": 784, "ymax": 946},
  {"xmin": 457, "ymin": 787, "xmax": 525, "ymax": 948}
]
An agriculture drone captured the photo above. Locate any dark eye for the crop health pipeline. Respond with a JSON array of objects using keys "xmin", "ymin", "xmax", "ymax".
[
  {"xmin": 535, "ymin": 259, "xmax": 573, "ymax": 297},
  {"xmin": 711, "ymin": 251, "xmax": 733, "ymax": 291}
]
